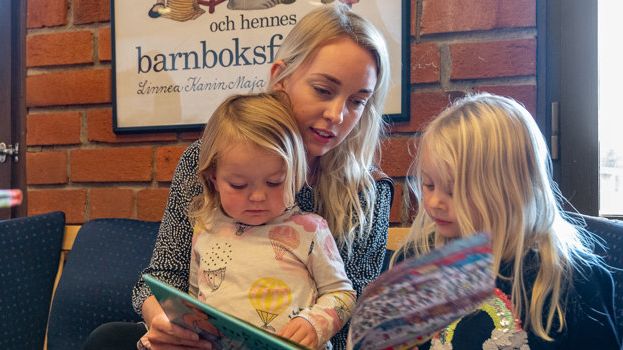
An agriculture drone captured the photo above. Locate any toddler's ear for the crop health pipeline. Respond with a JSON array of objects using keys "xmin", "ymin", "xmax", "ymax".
[
  {"xmin": 270, "ymin": 60, "xmax": 287, "ymax": 89},
  {"xmin": 206, "ymin": 170, "xmax": 219, "ymax": 192}
]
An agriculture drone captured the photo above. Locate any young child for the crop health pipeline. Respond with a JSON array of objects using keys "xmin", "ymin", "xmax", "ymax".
[
  {"xmin": 187, "ymin": 92, "xmax": 356, "ymax": 349},
  {"xmin": 393, "ymin": 93, "xmax": 620, "ymax": 349}
]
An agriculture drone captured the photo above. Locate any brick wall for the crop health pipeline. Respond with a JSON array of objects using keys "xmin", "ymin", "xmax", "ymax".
[{"xmin": 25, "ymin": 0, "xmax": 536, "ymax": 225}]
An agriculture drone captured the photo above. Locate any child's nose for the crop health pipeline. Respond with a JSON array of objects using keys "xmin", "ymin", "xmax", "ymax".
[{"xmin": 249, "ymin": 188, "xmax": 266, "ymax": 202}]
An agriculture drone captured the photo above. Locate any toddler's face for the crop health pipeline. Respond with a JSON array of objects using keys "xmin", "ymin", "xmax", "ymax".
[
  {"xmin": 211, "ymin": 142, "xmax": 288, "ymax": 226},
  {"xmin": 420, "ymin": 151, "xmax": 460, "ymax": 239}
]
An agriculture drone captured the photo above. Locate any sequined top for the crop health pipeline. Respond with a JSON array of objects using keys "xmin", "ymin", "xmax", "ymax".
[
  {"xmin": 131, "ymin": 140, "xmax": 394, "ymax": 350},
  {"xmin": 411, "ymin": 251, "xmax": 621, "ymax": 350}
]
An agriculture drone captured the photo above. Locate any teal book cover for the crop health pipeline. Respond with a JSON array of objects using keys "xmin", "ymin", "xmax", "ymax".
[{"xmin": 144, "ymin": 274, "xmax": 307, "ymax": 350}]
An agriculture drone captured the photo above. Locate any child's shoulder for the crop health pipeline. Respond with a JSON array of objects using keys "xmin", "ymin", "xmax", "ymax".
[{"xmin": 287, "ymin": 210, "xmax": 329, "ymax": 233}]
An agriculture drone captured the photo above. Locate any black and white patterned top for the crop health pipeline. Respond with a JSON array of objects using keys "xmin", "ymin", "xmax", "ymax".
[{"xmin": 132, "ymin": 140, "xmax": 394, "ymax": 350}]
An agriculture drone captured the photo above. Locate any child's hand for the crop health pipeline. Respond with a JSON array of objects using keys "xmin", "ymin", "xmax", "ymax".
[{"xmin": 278, "ymin": 317, "xmax": 318, "ymax": 349}]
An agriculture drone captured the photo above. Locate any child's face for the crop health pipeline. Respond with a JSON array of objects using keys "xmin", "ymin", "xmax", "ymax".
[
  {"xmin": 211, "ymin": 142, "xmax": 288, "ymax": 226},
  {"xmin": 420, "ymin": 151, "xmax": 460, "ymax": 239}
]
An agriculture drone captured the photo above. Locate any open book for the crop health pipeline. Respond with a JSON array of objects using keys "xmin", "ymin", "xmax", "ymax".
[{"xmin": 145, "ymin": 233, "xmax": 494, "ymax": 350}]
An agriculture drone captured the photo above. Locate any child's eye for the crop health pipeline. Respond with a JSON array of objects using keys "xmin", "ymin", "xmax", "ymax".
[
  {"xmin": 350, "ymin": 97, "xmax": 369, "ymax": 108},
  {"xmin": 422, "ymin": 183, "xmax": 434, "ymax": 191},
  {"xmin": 229, "ymin": 183, "xmax": 246, "ymax": 190},
  {"xmin": 266, "ymin": 181, "xmax": 283, "ymax": 188}
]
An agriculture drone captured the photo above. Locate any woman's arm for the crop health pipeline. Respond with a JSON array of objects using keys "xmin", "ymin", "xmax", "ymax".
[
  {"xmin": 131, "ymin": 141, "xmax": 203, "ymax": 314},
  {"xmin": 331, "ymin": 178, "xmax": 393, "ymax": 349}
]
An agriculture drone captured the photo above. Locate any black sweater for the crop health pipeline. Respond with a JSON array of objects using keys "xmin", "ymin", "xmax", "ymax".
[{"xmin": 416, "ymin": 252, "xmax": 620, "ymax": 350}]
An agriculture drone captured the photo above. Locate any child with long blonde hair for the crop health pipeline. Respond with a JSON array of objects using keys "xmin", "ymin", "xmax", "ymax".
[{"xmin": 394, "ymin": 93, "xmax": 619, "ymax": 349}]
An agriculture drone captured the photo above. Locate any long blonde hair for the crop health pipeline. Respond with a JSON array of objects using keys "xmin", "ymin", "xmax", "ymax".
[
  {"xmin": 397, "ymin": 93, "xmax": 598, "ymax": 340},
  {"xmin": 189, "ymin": 92, "xmax": 307, "ymax": 231},
  {"xmin": 269, "ymin": 3, "xmax": 391, "ymax": 252}
]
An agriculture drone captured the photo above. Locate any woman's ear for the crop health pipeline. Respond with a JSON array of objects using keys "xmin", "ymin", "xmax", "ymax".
[{"xmin": 270, "ymin": 60, "xmax": 286, "ymax": 90}]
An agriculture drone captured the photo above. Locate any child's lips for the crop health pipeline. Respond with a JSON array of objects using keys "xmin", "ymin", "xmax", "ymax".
[{"xmin": 434, "ymin": 218, "xmax": 452, "ymax": 225}]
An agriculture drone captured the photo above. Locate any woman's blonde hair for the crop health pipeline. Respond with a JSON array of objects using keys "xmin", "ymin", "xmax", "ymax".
[
  {"xmin": 269, "ymin": 3, "xmax": 391, "ymax": 251},
  {"xmin": 397, "ymin": 93, "xmax": 599, "ymax": 340},
  {"xmin": 189, "ymin": 92, "xmax": 307, "ymax": 231}
]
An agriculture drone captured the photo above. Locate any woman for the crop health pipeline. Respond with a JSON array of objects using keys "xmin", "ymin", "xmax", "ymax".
[{"xmin": 85, "ymin": 4, "xmax": 393, "ymax": 350}]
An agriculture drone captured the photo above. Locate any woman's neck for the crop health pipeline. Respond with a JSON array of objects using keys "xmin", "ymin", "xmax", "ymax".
[{"xmin": 307, "ymin": 156, "xmax": 320, "ymax": 185}]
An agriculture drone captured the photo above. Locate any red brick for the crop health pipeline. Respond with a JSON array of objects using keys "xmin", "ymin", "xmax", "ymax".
[
  {"xmin": 27, "ymin": 0, "xmax": 67, "ymax": 28},
  {"xmin": 390, "ymin": 91, "xmax": 457, "ymax": 133},
  {"xmin": 27, "ymin": 111, "xmax": 82, "ymax": 145},
  {"xmin": 450, "ymin": 39, "xmax": 536, "ymax": 80},
  {"xmin": 26, "ymin": 151, "xmax": 68, "ymax": 185},
  {"xmin": 26, "ymin": 68, "xmax": 111, "ymax": 107},
  {"xmin": 137, "ymin": 188, "xmax": 169, "ymax": 222},
  {"xmin": 475, "ymin": 84, "xmax": 537, "ymax": 116},
  {"xmin": 74, "ymin": 0, "xmax": 110, "ymax": 24},
  {"xmin": 411, "ymin": 42, "xmax": 440, "ymax": 84},
  {"xmin": 380, "ymin": 137, "xmax": 416, "ymax": 178},
  {"xmin": 421, "ymin": 0, "xmax": 535, "ymax": 35},
  {"xmin": 27, "ymin": 31, "xmax": 93, "ymax": 67},
  {"xmin": 98, "ymin": 27, "xmax": 111, "ymax": 62},
  {"xmin": 87, "ymin": 109, "xmax": 177, "ymax": 143},
  {"xmin": 28, "ymin": 189, "xmax": 87, "ymax": 224},
  {"xmin": 156, "ymin": 146, "xmax": 188, "ymax": 182},
  {"xmin": 70, "ymin": 147, "xmax": 153, "ymax": 182},
  {"xmin": 89, "ymin": 187, "xmax": 134, "ymax": 219}
]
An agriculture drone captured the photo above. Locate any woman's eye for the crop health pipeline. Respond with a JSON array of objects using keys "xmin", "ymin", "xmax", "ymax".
[
  {"xmin": 313, "ymin": 86, "xmax": 331, "ymax": 96},
  {"xmin": 229, "ymin": 183, "xmax": 246, "ymax": 190}
]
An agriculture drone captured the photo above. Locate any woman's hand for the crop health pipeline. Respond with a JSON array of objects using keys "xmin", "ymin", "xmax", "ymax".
[{"xmin": 278, "ymin": 317, "xmax": 319, "ymax": 349}]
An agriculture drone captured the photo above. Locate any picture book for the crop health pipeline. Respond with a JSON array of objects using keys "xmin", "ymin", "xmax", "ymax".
[
  {"xmin": 347, "ymin": 232, "xmax": 494, "ymax": 350},
  {"xmin": 143, "ymin": 273, "xmax": 308, "ymax": 350}
]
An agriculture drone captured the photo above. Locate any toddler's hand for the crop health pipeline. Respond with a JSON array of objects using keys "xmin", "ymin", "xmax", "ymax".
[{"xmin": 278, "ymin": 317, "xmax": 318, "ymax": 349}]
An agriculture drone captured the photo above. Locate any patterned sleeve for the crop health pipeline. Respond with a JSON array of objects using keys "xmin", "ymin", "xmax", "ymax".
[
  {"xmin": 131, "ymin": 141, "xmax": 203, "ymax": 315},
  {"xmin": 296, "ymin": 221, "xmax": 357, "ymax": 345},
  {"xmin": 331, "ymin": 178, "xmax": 394, "ymax": 350}
]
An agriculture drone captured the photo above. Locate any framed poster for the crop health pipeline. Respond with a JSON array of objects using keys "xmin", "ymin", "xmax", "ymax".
[{"xmin": 112, "ymin": 0, "xmax": 410, "ymax": 133}]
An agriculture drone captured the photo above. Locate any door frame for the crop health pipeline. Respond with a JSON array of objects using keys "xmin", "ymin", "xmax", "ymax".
[{"xmin": 0, "ymin": 0, "xmax": 27, "ymax": 218}]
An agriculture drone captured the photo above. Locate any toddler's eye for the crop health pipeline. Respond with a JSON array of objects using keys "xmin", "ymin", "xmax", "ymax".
[
  {"xmin": 229, "ymin": 183, "xmax": 246, "ymax": 190},
  {"xmin": 423, "ymin": 183, "xmax": 434, "ymax": 191},
  {"xmin": 267, "ymin": 181, "xmax": 283, "ymax": 188}
]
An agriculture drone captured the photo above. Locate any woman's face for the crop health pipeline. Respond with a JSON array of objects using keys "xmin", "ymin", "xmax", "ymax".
[{"xmin": 271, "ymin": 37, "xmax": 378, "ymax": 163}]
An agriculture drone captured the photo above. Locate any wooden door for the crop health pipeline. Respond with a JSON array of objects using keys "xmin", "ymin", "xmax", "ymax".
[{"xmin": 0, "ymin": 0, "xmax": 27, "ymax": 218}]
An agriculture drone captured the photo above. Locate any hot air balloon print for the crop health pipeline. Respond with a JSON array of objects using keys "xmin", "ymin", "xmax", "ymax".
[
  {"xmin": 200, "ymin": 242, "xmax": 233, "ymax": 292},
  {"xmin": 268, "ymin": 226, "xmax": 300, "ymax": 260},
  {"xmin": 248, "ymin": 277, "xmax": 292, "ymax": 331}
]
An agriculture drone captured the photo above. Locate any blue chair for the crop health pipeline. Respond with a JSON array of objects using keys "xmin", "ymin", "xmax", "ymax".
[
  {"xmin": 0, "ymin": 211, "xmax": 65, "ymax": 350},
  {"xmin": 46, "ymin": 218, "xmax": 160, "ymax": 350}
]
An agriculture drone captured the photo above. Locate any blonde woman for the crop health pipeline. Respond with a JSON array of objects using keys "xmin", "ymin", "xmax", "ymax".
[
  {"xmin": 393, "ymin": 93, "xmax": 619, "ymax": 349},
  {"xmin": 85, "ymin": 4, "xmax": 393, "ymax": 350}
]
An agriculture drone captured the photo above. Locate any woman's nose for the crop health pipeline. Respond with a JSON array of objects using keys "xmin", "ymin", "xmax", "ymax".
[{"xmin": 324, "ymin": 99, "xmax": 345, "ymax": 124}]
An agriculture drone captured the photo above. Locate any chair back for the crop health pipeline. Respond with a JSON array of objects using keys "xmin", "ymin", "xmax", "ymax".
[
  {"xmin": 46, "ymin": 218, "xmax": 159, "ymax": 350},
  {"xmin": 0, "ymin": 211, "xmax": 65, "ymax": 350}
]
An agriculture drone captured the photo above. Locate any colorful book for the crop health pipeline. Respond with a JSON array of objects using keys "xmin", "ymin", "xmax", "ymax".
[
  {"xmin": 347, "ymin": 232, "xmax": 494, "ymax": 350},
  {"xmin": 143, "ymin": 274, "xmax": 308, "ymax": 350}
]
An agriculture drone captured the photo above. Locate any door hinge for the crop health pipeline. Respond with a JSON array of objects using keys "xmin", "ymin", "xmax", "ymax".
[
  {"xmin": 550, "ymin": 102, "xmax": 559, "ymax": 160},
  {"xmin": 0, "ymin": 142, "xmax": 19, "ymax": 163}
]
